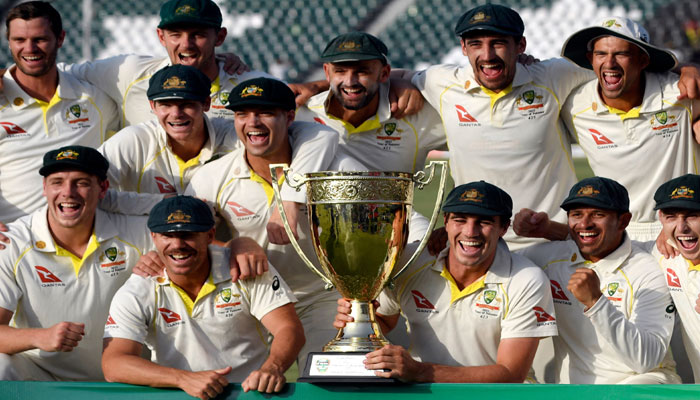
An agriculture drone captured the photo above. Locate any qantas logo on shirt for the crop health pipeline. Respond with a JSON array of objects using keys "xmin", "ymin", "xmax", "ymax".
[
  {"xmin": 158, "ymin": 308, "xmax": 182, "ymax": 324},
  {"xmin": 455, "ymin": 105, "xmax": 478, "ymax": 123},
  {"xmin": 155, "ymin": 177, "xmax": 177, "ymax": 194},
  {"xmin": 106, "ymin": 315, "xmax": 116, "ymax": 325},
  {"xmin": 533, "ymin": 307, "xmax": 556, "ymax": 323},
  {"xmin": 588, "ymin": 129, "xmax": 617, "ymax": 148},
  {"xmin": 411, "ymin": 290, "xmax": 436, "ymax": 311},
  {"xmin": 666, "ymin": 268, "xmax": 682, "ymax": 289},
  {"xmin": 227, "ymin": 201, "xmax": 255, "ymax": 217},
  {"xmin": 549, "ymin": 280, "xmax": 570, "ymax": 302},
  {"xmin": 35, "ymin": 266, "xmax": 61, "ymax": 283},
  {"xmin": 0, "ymin": 122, "xmax": 27, "ymax": 135},
  {"xmin": 313, "ymin": 117, "xmax": 327, "ymax": 125}
]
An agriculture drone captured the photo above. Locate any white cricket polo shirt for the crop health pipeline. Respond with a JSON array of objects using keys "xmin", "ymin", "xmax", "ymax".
[
  {"xmin": 650, "ymin": 245, "xmax": 700, "ymax": 382},
  {"xmin": 519, "ymin": 237, "xmax": 676, "ymax": 383},
  {"xmin": 64, "ymin": 55, "xmax": 271, "ymax": 127},
  {"xmin": 0, "ymin": 67, "xmax": 119, "ymax": 222},
  {"xmin": 297, "ymin": 81, "xmax": 447, "ymax": 173},
  {"xmin": 0, "ymin": 207, "xmax": 151, "ymax": 380},
  {"xmin": 186, "ymin": 137, "xmax": 364, "ymax": 304},
  {"xmin": 104, "ymin": 246, "xmax": 296, "ymax": 382},
  {"xmin": 378, "ymin": 240, "xmax": 557, "ymax": 371},
  {"xmin": 562, "ymin": 72, "xmax": 698, "ymax": 240},
  {"xmin": 413, "ymin": 60, "xmax": 593, "ymax": 249},
  {"xmin": 100, "ymin": 115, "xmax": 237, "ymax": 199}
]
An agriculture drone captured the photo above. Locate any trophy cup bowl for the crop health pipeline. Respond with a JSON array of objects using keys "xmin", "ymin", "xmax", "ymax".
[{"xmin": 270, "ymin": 161, "xmax": 447, "ymax": 381}]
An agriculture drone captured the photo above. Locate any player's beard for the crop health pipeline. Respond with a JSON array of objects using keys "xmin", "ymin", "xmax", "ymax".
[
  {"xmin": 331, "ymin": 82, "xmax": 379, "ymax": 110},
  {"xmin": 13, "ymin": 46, "xmax": 58, "ymax": 77}
]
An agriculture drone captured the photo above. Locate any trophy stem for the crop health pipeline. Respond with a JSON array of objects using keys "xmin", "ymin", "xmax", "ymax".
[{"xmin": 323, "ymin": 300, "xmax": 389, "ymax": 352}]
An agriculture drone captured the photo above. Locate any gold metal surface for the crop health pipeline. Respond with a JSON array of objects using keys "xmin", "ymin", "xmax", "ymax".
[{"xmin": 270, "ymin": 162, "xmax": 448, "ymax": 353}]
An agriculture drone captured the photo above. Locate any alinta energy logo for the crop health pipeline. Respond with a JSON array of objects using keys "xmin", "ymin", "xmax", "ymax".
[
  {"xmin": 35, "ymin": 266, "xmax": 65, "ymax": 287},
  {"xmin": 411, "ymin": 290, "xmax": 438, "ymax": 313}
]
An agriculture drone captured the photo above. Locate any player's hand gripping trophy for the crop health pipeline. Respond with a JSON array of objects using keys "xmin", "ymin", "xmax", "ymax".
[{"xmin": 270, "ymin": 161, "xmax": 447, "ymax": 382}]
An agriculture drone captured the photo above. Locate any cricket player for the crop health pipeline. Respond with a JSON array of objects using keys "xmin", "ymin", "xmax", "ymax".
[
  {"xmin": 557, "ymin": 17, "xmax": 700, "ymax": 242},
  {"xmin": 638, "ymin": 174, "xmax": 700, "ymax": 383},
  {"xmin": 98, "ymin": 64, "xmax": 338, "ymax": 218},
  {"xmin": 184, "ymin": 77, "xmax": 366, "ymax": 367},
  {"xmin": 102, "ymin": 196, "xmax": 304, "ymax": 396},
  {"xmin": 0, "ymin": 146, "xmax": 151, "ymax": 381},
  {"xmin": 518, "ymin": 177, "xmax": 678, "ymax": 384},
  {"xmin": 0, "ymin": 1, "xmax": 119, "ymax": 223},
  {"xmin": 335, "ymin": 181, "xmax": 557, "ymax": 382}
]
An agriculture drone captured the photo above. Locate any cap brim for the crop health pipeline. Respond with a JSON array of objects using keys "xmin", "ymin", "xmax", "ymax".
[
  {"xmin": 654, "ymin": 199, "xmax": 700, "ymax": 211},
  {"xmin": 322, "ymin": 53, "xmax": 387, "ymax": 63},
  {"xmin": 441, "ymin": 203, "xmax": 511, "ymax": 217},
  {"xmin": 225, "ymin": 99, "xmax": 295, "ymax": 111},
  {"xmin": 456, "ymin": 26, "xmax": 522, "ymax": 37},
  {"xmin": 39, "ymin": 163, "xmax": 104, "ymax": 179},
  {"xmin": 149, "ymin": 223, "xmax": 213, "ymax": 233},
  {"xmin": 148, "ymin": 93, "xmax": 208, "ymax": 102},
  {"xmin": 561, "ymin": 27, "xmax": 678, "ymax": 72},
  {"xmin": 561, "ymin": 197, "xmax": 628, "ymax": 212}
]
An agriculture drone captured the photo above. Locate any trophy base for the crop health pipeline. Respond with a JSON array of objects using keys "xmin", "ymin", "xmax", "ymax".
[
  {"xmin": 298, "ymin": 352, "xmax": 397, "ymax": 384},
  {"xmin": 323, "ymin": 336, "xmax": 389, "ymax": 353}
]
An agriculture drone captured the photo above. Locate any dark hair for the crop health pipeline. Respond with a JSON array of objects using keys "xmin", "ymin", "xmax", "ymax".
[{"xmin": 6, "ymin": 1, "xmax": 62, "ymax": 39}]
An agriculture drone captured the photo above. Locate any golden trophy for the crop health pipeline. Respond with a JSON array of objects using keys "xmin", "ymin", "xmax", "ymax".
[{"xmin": 270, "ymin": 161, "xmax": 447, "ymax": 382}]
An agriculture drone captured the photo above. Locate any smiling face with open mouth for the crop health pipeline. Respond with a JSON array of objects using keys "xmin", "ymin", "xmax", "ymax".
[
  {"xmin": 43, "ymin": 170, "xmax": 108, "ymax": 231},
  {"xmin": 324, "ymin": 59, "xmax": 388, "ymax": 111},
  {"xmin": 461, "ymin": 33, "xmax": 525, "ymax": 93},
  {"xmin": 588, "ymin": 36, "xmax": 649, "ymax": 109},
  {"xmin": 157, "ymin": 26, "xmax": 225, "ymax": 78},
  {"xmin": 567, "ymin": 207, "xmax": 630, "ymax": 263},
  {"xmin": 445, "ymin": 212, "xmax": 509, "ymax": 272},
  {"xmin": 151, "ymin": 99, "xmax": 209, "ymax": 145},
  {"xmin": 234, "ymin": 107, "xmax": 294, "ymax": 160},
  {"xmin": 8, "ymin": 17, "xmax": 64, "ymax": 78},
  {"xmin": 152, "ymin": 230, "xmax": 214, "ymax": 278},
  {"xmin": 659, "ymin": 209, "xmax": 700, "ymax": 264}
]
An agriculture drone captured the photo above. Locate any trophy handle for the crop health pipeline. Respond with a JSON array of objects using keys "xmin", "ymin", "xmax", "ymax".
[
  {"xmin": 269, "ymin": 163, "xmax": 335, "ymax": 289},
  {"xmin": 389, "ymin": 160, "xmax": 448, "ymax": 283}
]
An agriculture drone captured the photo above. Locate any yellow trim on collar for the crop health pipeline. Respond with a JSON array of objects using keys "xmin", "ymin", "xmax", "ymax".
[
  {"xmin": 173, "ymin": 152, "xmax": 202, "ymax": 189},
  {"xmin": 482, "ymin": 85, "xmax": 512, "ymax": 111},
  {"xmin": 210, "ymin": 76, "xmax": 221, "ymax": 96},
  {"xmin": 605, "ymin": 104, "xmax": 640, "ymax": 121},
  {"xmin": 687, "ymin": 259, "xmax": 700, "ymax": 272},
  {"xmin": 35, "ymin": 91, "xmax": 61, "ymax": 135},
  {"xmin": 250, "ymin": 169, "xmax": 285, "ymax": 206},
  {"xmin": 54, "ymin": 233, "xmax": 99, "ymax": 277},
  {"xmin": 440, "ymin": 266, "xmax": 486, "ymax": 304},
  {"xmin": 170, "ymin": 274, "xmax": 216, "ymax": 316},
  {"xmin": 327, "ymin": 112, "xmax": 382, "ymax": 134}
]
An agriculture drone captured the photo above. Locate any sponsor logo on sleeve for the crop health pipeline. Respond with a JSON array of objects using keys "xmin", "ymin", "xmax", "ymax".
[{"xmin": 533, "ymin": 306, "xmax": 556, "ymax": 326}]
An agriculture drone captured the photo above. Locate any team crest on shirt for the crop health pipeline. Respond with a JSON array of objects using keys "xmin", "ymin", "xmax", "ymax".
[
  {"xmin": 211, "ymin": 91, "xmax": 231, "ymax": 112},
  {"xmin": 515, "ymin": 90, "xmax": 545, "ymax": 119},
  {"xmin": 649, "ymin": 111, "xmax": 679, "ymax": 138},
  {"xmin": 375, "ymin": 122, "xmax": 403, "ymax": 149},
  {"xmin": 99, "ymin": 246, "xmax": 127, "ymax": 276},
  {"xmin": 63, "ymin": 103, "xmax": 91, "ymax": 129},
  {"xmin": 473, "ymin": 288, "xmax": 502, "ymax": 318},
  {"xmin": 215, "ymin": 287, "xmax": 242, "ymax": 317},
  {"xmin": 604, "ymin": 281, "xmax": 624, "ymax": 304}
]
